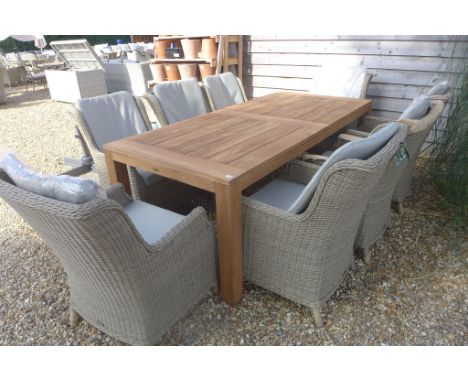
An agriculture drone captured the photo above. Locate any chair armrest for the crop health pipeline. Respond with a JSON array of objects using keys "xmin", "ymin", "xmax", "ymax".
[
  {"xmin": 281, "ymin": 159, "xmax": 320, "ymax": 184},
  {"xmin": 338, "ymin": 133, "xmax": 367, "ymax": 142},
  {"xmin": 358, "ymin": 116, "xmax": 390, "ymax": 133},
  {"xmin": 430, "ymin": 90, "xmax": 453, "ymax": 103},
  {"xmin": 302, "ymin": 153, "xmax": 328, "ymax": 165},
  {"xmin": 106, "ymin": 184, "xmax": 132, "ymax": 207},
  {"xmin": 343, "ymin": 129, "xmax": 370, "ymax": 138}
]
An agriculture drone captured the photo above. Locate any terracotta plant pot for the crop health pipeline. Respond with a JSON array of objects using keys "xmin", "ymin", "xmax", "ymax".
[
  {"xmin": 181, "ymin": 38, "xmax": 202, "ymax": 59},
  {"xmin": 198, "ymin": 64, "xmax": 216, "ymax": 80},
  {"xmin": 164, "ymin": 64, "xmax": 181, "ymax": 81},
  {"xmin": 155, "ymin": 39, "xmax": 171, "ymax": 59},
  {"xmin": 178, "ymin": 63, "xmax": 198, "ymax": 80},
  {"xmin": 200, "ymin": 38, "xmax": 217, "ymax": 59},
  {"xmin": 149, "ymin": 63, "xmax": 166, "ymax": 82}
]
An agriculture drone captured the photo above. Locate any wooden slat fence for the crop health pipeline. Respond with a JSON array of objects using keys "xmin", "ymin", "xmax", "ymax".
[{"xmin": 242, "ymin": 35, "xmax": 467, "ymax": 144}]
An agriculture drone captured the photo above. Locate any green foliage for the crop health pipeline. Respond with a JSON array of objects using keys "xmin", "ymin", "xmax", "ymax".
[
  {"xmin": 0, "ymin": 35, "xmax": 131, "ymax": 53},
  {"xmin": 428, "ymin": 62, "xmax": 468, "ymax": 216}
]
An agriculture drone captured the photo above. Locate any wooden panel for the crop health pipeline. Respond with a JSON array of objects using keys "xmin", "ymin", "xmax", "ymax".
[
  {"xmin": 242, "ymin": 35, "xmax": 467, "ymax": 146},
  {"xmin": 249, "ymin": 35, "xmax": 468, "ymax": 42},
  {"xmin": 244, "ymin": 54, "xmax": 466, "ymax": 73},
  {"xmin": 246, "ymin": 40, "xmax": 467, "ymax": 58}
]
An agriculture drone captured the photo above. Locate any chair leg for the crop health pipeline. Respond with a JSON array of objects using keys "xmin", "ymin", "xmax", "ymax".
[
  {"xmin": 395, "ymin": 201, "xmax": 403, "ymax": 214},
  {"xmin": 350, "ymin": 257, "xmax": 357, "ymax": 271},
  {"xmin": 312, "ymin": 306, "xmax": 323, "ymax": 328},
  {"xmin": 362, "ymin": 247, "xmax": 371, "ymax": 265},
  {"xmin": 69, "ymin": 307, "xmax": 82, "ymax": 327}
]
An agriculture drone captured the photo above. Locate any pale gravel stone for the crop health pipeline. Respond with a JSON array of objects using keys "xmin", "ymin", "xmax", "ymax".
[{"xmin": 0, "ymin": 86, "xmax": 466, "ymax": 346}]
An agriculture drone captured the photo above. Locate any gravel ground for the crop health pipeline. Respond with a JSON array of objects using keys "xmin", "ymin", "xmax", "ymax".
[{"xmin": 0, "ymin": 86, "xmax": 466, "ymax": 345}]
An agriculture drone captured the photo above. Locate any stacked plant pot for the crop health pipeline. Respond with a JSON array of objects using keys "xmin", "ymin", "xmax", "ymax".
[
  {"xmin": 198, "ymin": 37, "xmax": 217, "ymax": 80},
  {"xmin": 178, "ymin": 38, "xmax": 201, "ymax": 80}
]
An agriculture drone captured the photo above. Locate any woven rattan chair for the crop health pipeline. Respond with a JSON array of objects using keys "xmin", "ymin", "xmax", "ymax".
[
  {"xmin": 203, "ymin": 72, "xmax": 247, "ymax": 110},
  {"xmin": 0, "ymin": 171, "xmax": 217, "ymax": 345},
  {"xmin": 73, "ymin": 91, "xmax": 195, "ymax": 208},
  {"xmin": 242, "ymin": 124, "xmax": 407, "ymax": 327},
  {"xmin": 303, "ymin": 102, "xmax": 444, "ymax": 262},
  {"xmin": 141, "ymin": 78, "xmax": 211, "ymax": 127}
]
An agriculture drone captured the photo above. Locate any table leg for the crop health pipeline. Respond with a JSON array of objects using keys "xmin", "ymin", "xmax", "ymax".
[
  {"xmin": 104, "ymin": 150, "xmax": 131, "ymax": 195},
  {"xmin": 215, "ymin": 183, "xmax": 243, "ymax": 306}
]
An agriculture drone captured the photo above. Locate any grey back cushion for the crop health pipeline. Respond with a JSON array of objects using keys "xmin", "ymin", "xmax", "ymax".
[
  {"xmin": 1, "ymin": 152, "xmax": 105, "ymax": 204},
  {"xmin": 153, "ymin": 78, "xmax": 210, "ymax": 124},
  {"xmin": 203, "ymin": 72, "xmax": 245, "ymax": 110},
  {"xmin": 399, "ymin": 95, "xmax": 431, "ymax": 120},
  {"xmin": 288, "ymin": 122, "xmax": 405, "ymax": 214},
  {"xmin": 426, "ymin": 80, "xmax": 449, "ymax": 96},
  {"xmin": 76, "ymin": 91, "xmax": 148, "ymax": 151}
]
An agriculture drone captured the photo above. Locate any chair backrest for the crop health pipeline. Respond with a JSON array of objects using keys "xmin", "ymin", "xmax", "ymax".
[
  {"xmin": 311, "ymin": 66, "xmax": 372, "ymax": 99},
  {"xmin": 152, "ymin": 78, "xmax": 210, "ymax": 124},
  {"xmin": 399, "ymin": 95, "xmax": 431, "ymax": 120},
  {"xmin": 426, "ymin": 80, "xmax": 449, "ymax": 96},
  {"xmin": 203, "ymin": 72, "xmax": 247, "ymax": 110},
  {"xmin": 289, "ymin": 121, "xmax": 406, "ymax": 213},
  {"xmin": 75, "ymin": 91, "xmax": 148, "ymax": 151}
]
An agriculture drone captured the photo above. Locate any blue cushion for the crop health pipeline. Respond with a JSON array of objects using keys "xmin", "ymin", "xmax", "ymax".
[
  {"xmin": 1, "ymin": 152, "xmax": 104, "ymax": 204},
  {"xmin": 426, "ymin": 81, "xmax": 449, "ymax": 96},
  {"xmin": 203, "ymin": 72, "xmax": 245, "ymax": 110},
  {"xmin": 124, "ymin": 200, "xmax": 184, "ymax": 244},
  {"xmin": 399, "ymin": 95, "xmax": 431, "ymax": 120},
  {"xmin": 287, "ymin": 122, "xmax": 405, "ymax": 213},
  {"xmin": 76, "ymin": 91, "xmax": 148, "ymax": 151},
  {"xmin": 251, "ymin": 179, "xmax": 306, "ymax": 211},
  {"xmin": 153, "ymin": 78, "xmax": 210, "ymax": 124}
]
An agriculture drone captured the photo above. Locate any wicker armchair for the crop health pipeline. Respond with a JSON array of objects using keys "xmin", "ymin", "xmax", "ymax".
[
  {"xmin": 242, "ymin": 125, "xmax": 407, "ymax": 327},
  {"xmin": 303, "ymin": 102, "xmax": 444, "ymax": 263},
  {"xmin": 73, "ymin": 91, "xmax": 195, "ymax": 208},
  {"xmin": 0, "ymin": 172, "xmax": 217, "ymax": 345}
]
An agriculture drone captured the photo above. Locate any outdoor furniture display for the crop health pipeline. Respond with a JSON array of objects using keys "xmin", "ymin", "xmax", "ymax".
[
  {"xmin": 0, "ymin": 171, "xmax": 217, "ymax": 345},
  {"xmin": 243, "ymin": 123, "xmax": 407, "ymax": 326},
  {"xmin": 21, "ymin": 65, "xmax": 47, "ymax": 92},
  {"xmin": 45, "ymin": 40, "xmax": 107, "ymax": 103},
  {"xmin": 2, "ymin": 66, "xmax": 24, "ymax": 86},
  {"xmin": 145, "ymin": 78, "xmax": 211, "ymax": 127},
  {"xmin": 103, "ymin": 61, "xmax": 153, "ymax": 96},
  {"xmin": 74, "ymin": 91, "xmax": 195, "ymax": 207},
  {"xmin": 203, "ymin": 72, "xmax": 247, "ymax": 110},
  {"xmin": 104, "ymin": 92, "xmax": 372, "ymax": 305}
]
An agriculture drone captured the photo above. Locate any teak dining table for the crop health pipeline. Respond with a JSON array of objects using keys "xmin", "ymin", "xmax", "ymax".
[{"xmin": 103, "ymin": 92, "xmax": 372, "ymax": 306}]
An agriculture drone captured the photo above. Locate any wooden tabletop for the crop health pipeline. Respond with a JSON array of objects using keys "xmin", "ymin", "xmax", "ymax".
[
  {"xmin": 105, "ymin": 92, "xmax": 371, "ymax": 192},
  {"xmin": 104, "ymin": 92, "xmax": 372, "ymax": 306}
]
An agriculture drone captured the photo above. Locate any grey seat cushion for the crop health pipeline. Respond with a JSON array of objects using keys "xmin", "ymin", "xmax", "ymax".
[
  {"xmin": 287, "ymin": 122, "xmax": 403, "ymax": 214},
  {"xmin": 251, "ymin": 178, "xmax": 306, "ymax": 211},
  {"xmin": 426, "ymin": 80, "xmax": 449, "ymax": 96},
  {"xmin": 75, "ymin": 91, "xmax": 148, "ymax": 151},
  {"xmin": 124, "ymin": 200, "xmax": 184, "ymax": 244},
  {"xmin": 153, "ymin": 78, "xmax": 210, "ymax": 124},
  {"xmin": 1, "ymin": 152, "xmax": 104, "ymax": 204},
  {"xmin": 399, "ymin": 95, "xmax": 431, "ymax": 120},
  {"xmin": 203, "ymin": 72, "xmax": 245, "ymax": 110}
]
